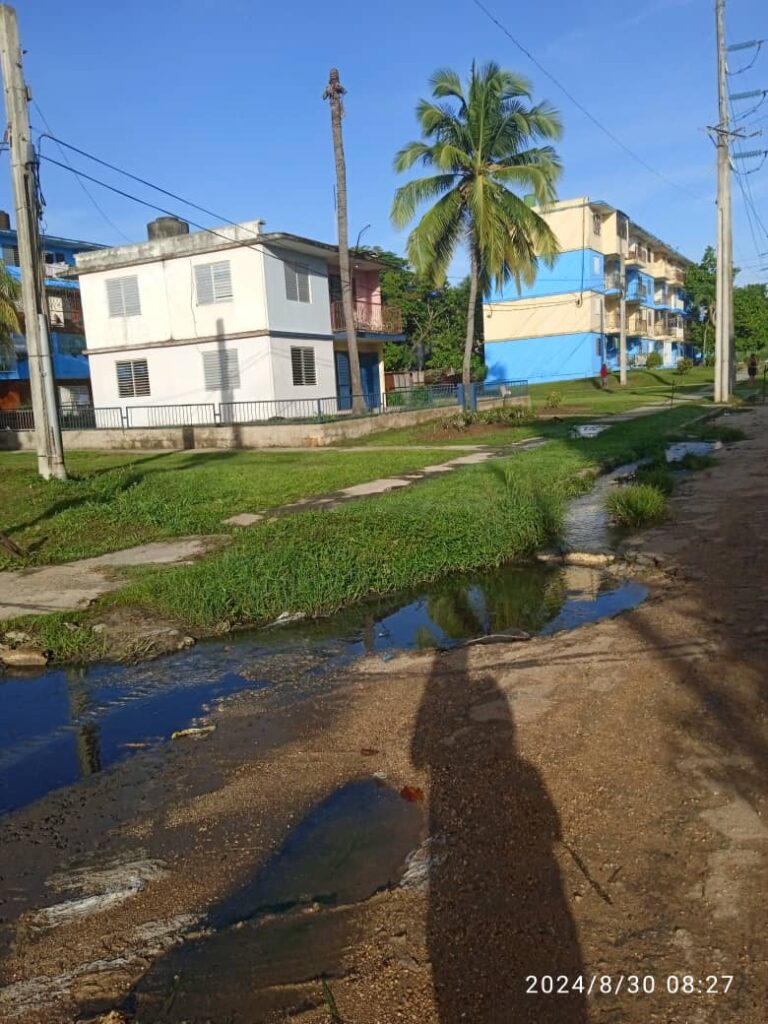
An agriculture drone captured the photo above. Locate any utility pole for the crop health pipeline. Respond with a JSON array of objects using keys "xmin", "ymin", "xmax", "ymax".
[
  {"xmin": 714, "ymin": 0, "xmax": 733, "ymax": 404},
  {"xmin": 324, "ymin": 68, "xmax": 365, "ymax": 415},
  {"xmin": 0, "ymin": 4, "xmax": 66, "ymax": 479},
  {"xmin": 619, "ymin": 253, "xmax": 628, "ymax": 386}
]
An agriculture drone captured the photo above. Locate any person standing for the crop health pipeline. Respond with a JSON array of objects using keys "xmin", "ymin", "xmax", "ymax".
[
  {"xmin": 600, "ymin": 361, "xmax": 609, "ymax": 389},
  {"xmin": 748, "ymin": 353, "xmax": 758, "ymax": 384}
]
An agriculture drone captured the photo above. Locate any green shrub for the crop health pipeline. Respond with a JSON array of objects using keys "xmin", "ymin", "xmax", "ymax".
[
  {"xmin": 676, "ymin": 357, "xmax": 693, "ymax": 375},
  {"xmin": 645, "ymin": 350, "xmax": 663, "ymax": 370},
  {"xmin": 477, "ymin": 406, "xmax": 532, "ymax": 426},
  {"xmin": 634, "ymin": 462, "xmax": 675, "ymax": 495},
  {"xmin": 676, "ymin": 452, "xmax": 715, "ymax": 471},
  {"xmin": 545, "ymin": 390, "xmax": 563, "ymax": 409},
  {"xmin": 606, "ymin": 483, "xmax": 668, "ymax": 527}
]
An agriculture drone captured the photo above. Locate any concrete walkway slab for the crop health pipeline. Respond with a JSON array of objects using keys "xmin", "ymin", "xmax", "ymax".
[{"xmin": 0, "ymin": 537, "xmax": 222, "ymax": 621}]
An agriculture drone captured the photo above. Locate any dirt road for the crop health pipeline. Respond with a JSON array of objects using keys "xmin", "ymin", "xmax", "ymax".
[{"xmin": 1, "ymin": 406, "xmax": 766, "ymax": 1024}]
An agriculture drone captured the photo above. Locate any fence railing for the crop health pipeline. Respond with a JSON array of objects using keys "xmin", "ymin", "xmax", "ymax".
[
  {"xmin": 0, "ymin": 380, "xmax": 529, "ymax": 433},
  {"xmin": 125, "ymin": 403, "xmax": 217, "ymax": 428}
]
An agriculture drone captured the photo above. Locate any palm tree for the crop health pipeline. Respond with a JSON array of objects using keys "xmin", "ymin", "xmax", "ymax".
[
  {"xmin": 0, "ymin": 260, "xmax": 20, "ymax": 367},
  {"xmin": 392, "ymin": 62, "xmax": 563, "ymax": 400}
]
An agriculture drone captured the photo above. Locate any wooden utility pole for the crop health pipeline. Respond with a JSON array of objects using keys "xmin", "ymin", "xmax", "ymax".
[
  {"xmin": 0, "ymin": 4, "xmax": 66, "ymax": 479},
  {"xmin": 714, "ymin": 0, "xmax": 733, "ymax": 404},
  {"xmin": 324, "ymin": 68, "xmax": 365, "ymax": 415}
]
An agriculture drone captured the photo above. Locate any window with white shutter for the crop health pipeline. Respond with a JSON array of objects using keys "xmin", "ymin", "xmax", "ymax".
[
  {"xmin": 106, "ymin": 276, "xmax": 141, "ymax": 317},
  {"xmin": 284, "ymin": 262, "xmax": 311, "ymax": 303},
  {"xmin": 202, "ymin": 349, "xmax": 241, "ymax": 391},
  {"xmin": 116, "ymin": 359, "xmax": 150, "ymax": 397},
  {"xmin": 290, "ymin": 347, "xmax": 317, "ymax": 386},
  {"xmin": 194, "ymin": 261, "xmax": 233, "ymax": 305}
]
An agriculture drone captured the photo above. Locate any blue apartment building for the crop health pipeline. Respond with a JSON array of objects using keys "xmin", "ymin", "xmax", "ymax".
[
  {"xmin": 0, "ymin": 210, "xmax": 103, "ymax": 410},
  {"xmin": 483, "ymin": 197, "xmax": 696, "ymax": 385}
]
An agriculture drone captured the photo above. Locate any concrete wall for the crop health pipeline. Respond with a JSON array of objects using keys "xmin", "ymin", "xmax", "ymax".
[
  {"xmin": 486, "ymin": 333, "xmax": 603, "ymax": 383},
  {"xmin": 262, "ymin": 245, "xmax": 332, "ymax": 335},
  {"xmin": 79, "ymin": 245, "xmax": 270, "ymax": 352},
  {"xmin": 484, "ymin": 293, "xmax": 602, "ymax": 342},
  {"xmin": 0, "ymin": 396, "xmax": 530, "ymax": 452},
  {"xmin": 490, "ymin": 249, "xmax": 605, "ymax": 301}
]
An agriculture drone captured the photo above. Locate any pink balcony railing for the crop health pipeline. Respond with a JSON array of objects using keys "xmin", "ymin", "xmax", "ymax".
[{"xmin": 330, "ymin": 300, "xmax": 403, "ymax": 335}]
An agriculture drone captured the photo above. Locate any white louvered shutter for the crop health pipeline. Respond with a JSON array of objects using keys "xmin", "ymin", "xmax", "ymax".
[{"xmin": 202, "ymin": 350, "xmax": 240, "ymax": 391}]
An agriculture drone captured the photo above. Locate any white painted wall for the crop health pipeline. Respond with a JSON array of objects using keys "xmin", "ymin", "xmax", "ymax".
[
  {"xmin": 81, "ymin": 236, "xmax": 347, "ymax": 415},
  {"xmin": 262, "ymin": 245, "xmax": 332, "ymax": 335},
  {"xmin": 79, "ymin": 246, "xmax": 269, "ymax": 351},
  {"xmin": 88, "ymin": 335, "xmax": 339, "ymax": 418}
]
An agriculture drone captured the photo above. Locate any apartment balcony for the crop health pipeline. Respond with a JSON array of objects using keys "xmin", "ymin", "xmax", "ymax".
[
  {"xmin": 330, "ymin": 300, "xmax": 403, "ymax": 335},
  {"xmin": 626, "ymin": 245, "xmax": 650, "ymax": 265},
  {"xmin": 626, "ymin": 284, "xmax": 650, "ymax": 303},
  {"xmin": 654, "ymin": 323, "xmax": 668, "ymax": 338},
  {"xmin": 605, "ymin": 314, "xmax": 621, "ymax": 332},
  {"xmin": 604, "ymin": 271, "xmax": 622, "ymax": 291},
  {"xmin": 668, "ymin": 268, "xmax": 685, "ymax": 284},
  {"xmin": 627, "ymin": 318, "xmax": 650, "ymax": 335}
]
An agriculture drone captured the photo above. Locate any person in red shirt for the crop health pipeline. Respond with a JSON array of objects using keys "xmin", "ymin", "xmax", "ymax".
[{"xmin": 599, "ymin": 362, "xmax": 609, "ymax": 388}]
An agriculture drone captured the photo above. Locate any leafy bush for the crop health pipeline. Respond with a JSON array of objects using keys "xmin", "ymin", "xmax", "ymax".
[
  {"xmin": 545, "ymin": 390, "xmax": 563, "ymax": 409},
  {"xmin": 633, "ymin": 462, "xmax": 675, "ymax": 495},
  {"xmin": 676, "ymin": 452, "xmax": 715, "ymax": 471},
  {"xmin": 477, "ymin": 406, "xmax": 533, "ymax": 426},
  {"xmin": 606, "ymin": 483, "xmax": 668, "ymax": 527},
  {"xmin": 676, "ymin": 357, "xmax": 693, "ymax": 374},
  {"xmin": 645, "ymin": 350, "xmax": 663, "ymax": 370}
]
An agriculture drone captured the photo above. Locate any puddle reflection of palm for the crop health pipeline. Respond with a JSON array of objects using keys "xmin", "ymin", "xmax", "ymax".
[{"xmin": 412, "ymin": 650, "xmax": 587, "ymax": 1023}]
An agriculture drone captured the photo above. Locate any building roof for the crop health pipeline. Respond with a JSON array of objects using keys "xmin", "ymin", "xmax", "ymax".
[
  {"xmin": 69, "ymin": 221, "xmax": 390, "ymax": 276},
  {"xmin": 0, "ymin": 227, "xmax": 105, "ymax": 251}
]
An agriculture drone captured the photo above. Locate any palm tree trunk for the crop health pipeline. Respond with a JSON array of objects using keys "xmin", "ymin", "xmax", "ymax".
[
  {"xmin": 325, "ymin": 69, "xmax": 365, "ymax": 415},
  {"xmin": 462, "ymin": 245, "xmax": 479, "ymax": 408}
]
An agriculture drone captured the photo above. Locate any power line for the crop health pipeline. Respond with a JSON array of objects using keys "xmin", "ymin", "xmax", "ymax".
[
  {"xmin": 38, "ymin": 134, "xmax": 262, "ymax": 243},
  {"xmin": 38, "ymin": 154, "xmax": 320, "ymax": 274},
  {"xmin": 32, "ymin": 105, "xmax": 133, "ymax": 244},
  {"xmin": 469, "ymin": 0, "xmax": 710, "ymax": 204}
]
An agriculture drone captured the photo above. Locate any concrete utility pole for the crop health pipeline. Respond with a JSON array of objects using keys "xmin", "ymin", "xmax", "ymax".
[
  {"xmin": 619, "ymin": 253, "xmax": 628, "ymax": 386},
  {"xmin": 715, "ymin": 0, "xmax": 733, "ymax": 404},
  {"xmin": 324, "ymin": 68, "xmax": 365, "ymax": 415},
  {"xmin": 0, "ymin": 4, "xmax": 66, "ymax": 479}
]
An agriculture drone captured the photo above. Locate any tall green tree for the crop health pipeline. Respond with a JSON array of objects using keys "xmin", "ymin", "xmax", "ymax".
[
  {"xmin": 391, "ymin": 62, "xmax": 563, "ymax": 399},
  {"xmin": 0, "ymin": 261, "xmax": 20, "ymax": 368},
  {"xmin": 684, "ymin": 247, "xmax": 717, "ymax": 360},
  {"xmin": 733, "ymin": 282, "xmax": 768, "ymax": 357}
]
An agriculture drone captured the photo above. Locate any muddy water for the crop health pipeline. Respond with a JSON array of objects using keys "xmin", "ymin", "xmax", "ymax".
[{"xmin": 0, "ymin": 561, "xmax": 646, "ymax": 817}]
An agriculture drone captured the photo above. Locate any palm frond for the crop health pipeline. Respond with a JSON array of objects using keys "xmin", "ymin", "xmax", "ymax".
[
  {"xmin": 405, "ymin": 187, "xmax": 465, "ymax": 286},
  {"xmin": 391, "ymin": 174, "xmax": 459, "ymax": 227}
]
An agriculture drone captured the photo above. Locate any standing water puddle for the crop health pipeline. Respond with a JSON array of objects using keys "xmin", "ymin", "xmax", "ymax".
[{"xmin": 0, "ymin": 561, "xmax": 646, "ymax": 817}]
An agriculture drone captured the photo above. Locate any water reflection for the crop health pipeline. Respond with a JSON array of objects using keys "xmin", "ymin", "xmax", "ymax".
[
  {"xmin": 1, "ymin": 562, "xmax": 646, "ymax": 817},
  {"xmin": 66, "ymin": 668, "xmax": 103, "ymax": 778}
]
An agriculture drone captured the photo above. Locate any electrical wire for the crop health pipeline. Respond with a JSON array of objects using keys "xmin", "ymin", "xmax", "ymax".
[
  {"xmin": 39, "ymin": 155, "xmax": 320, "ymax": 275},
  {"xmin": 32, "ymin": 105, "xmax": 133, "ymax": 244},
  {"xmin": 38, "ymin": 134, "xmax": 262, "ymax": 244},
  {"xmin": 469, "ymin": 0, "xmax": 710, "ymax": 204}
]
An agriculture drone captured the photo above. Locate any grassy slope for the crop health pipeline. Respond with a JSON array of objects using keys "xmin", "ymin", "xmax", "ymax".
[
  {"xmin": 0, "ymin": 448, "xmax": 458, "ymax": 569},
  {"xmin": 343, "ymin": 369, "xmax": 715, "ymax": 448},
  {"xmin": 107, "ymin": 405, "xmax": 706, "ymax": 633}
]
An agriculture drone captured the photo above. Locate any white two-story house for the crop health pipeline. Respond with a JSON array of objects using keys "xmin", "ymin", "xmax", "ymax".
[{"xmin": 73, "ymin": 217, "xmax": 403, "ymax": 426}]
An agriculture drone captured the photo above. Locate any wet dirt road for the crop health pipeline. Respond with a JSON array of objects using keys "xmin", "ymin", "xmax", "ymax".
[{"xmin": 1, "ymin": 407, "xmax": 767, "ymax": 1024}]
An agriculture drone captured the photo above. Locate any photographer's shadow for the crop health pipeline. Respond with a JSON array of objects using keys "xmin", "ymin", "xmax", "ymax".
[{"xmin": 412, "ymin": 647, "xmax": 588, "ymax": 1023}]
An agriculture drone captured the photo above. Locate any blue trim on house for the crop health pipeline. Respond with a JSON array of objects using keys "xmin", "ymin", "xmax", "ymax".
[
  {"xmin": 0, "ymin": 332, "xmax": 88, "ymax": 382},
  {"xmin": 486, "ymin": 249, "xmax": 606, "ymax": 302},
  {"xmin": 485, "ymin": 332, "xmax": 605, "ymax": 384}
]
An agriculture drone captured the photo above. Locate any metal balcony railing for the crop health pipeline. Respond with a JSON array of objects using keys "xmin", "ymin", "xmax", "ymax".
[{"xmin": 330, "ymin": 300, "xmax": 403, "ymax": 334}]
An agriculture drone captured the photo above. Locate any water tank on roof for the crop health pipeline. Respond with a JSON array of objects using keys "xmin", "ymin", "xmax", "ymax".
[{"xmin": 147, "ymin": 216, "xmax": 190, "ymax": 240}]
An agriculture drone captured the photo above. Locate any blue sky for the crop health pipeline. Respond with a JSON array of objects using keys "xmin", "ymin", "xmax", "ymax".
[{"xmin": 4, "ymin": 0, "xmax": 767, "ymax": 283}]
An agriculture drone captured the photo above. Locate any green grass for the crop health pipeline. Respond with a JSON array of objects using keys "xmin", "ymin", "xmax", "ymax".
[
  {"xmin": 0, "ymin": 448, "xmax": 459, "ymax": 569},
  {"xmin": 606, "ymin": 484, "xmax": 668, "ymax": 527},
  {"xmin": 633, "ymin": 462, "xmax": 675, "ymax": 495},
  {"xmin": 105, "ymin": 405, "xmax": 705, "ymax": 632},
  {"xmin": 342, "ymin": 368, "xmax": 715, "ymax": 449},
  {"xmin": 529, "ymin": 366, "xmax": 714, "ymax": 415}
]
